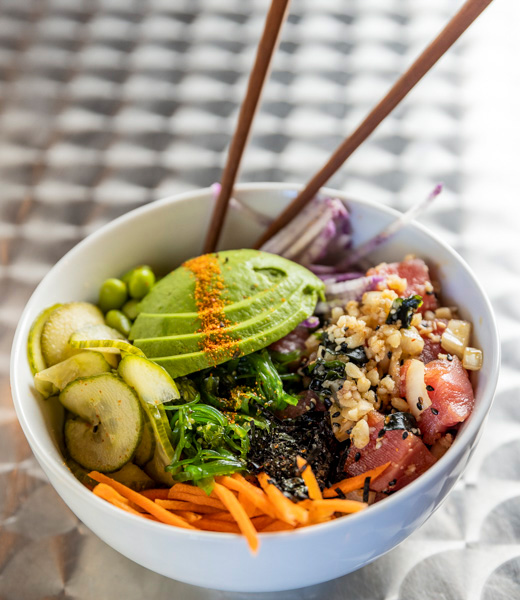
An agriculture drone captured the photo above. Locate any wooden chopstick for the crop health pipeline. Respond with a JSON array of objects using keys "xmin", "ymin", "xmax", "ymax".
[
  {"xmin": 203, "ymin": 0, "xmax": 292, "ymax": 254},
  {"xmin": 253, "ymin": 0, "xmax": 494, "ymax": 249}
]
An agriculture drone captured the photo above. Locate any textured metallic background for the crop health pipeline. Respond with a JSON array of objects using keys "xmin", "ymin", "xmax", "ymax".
[{"xmin": 1, "ymin": 0, "xmax": 519, "ymax": 598}]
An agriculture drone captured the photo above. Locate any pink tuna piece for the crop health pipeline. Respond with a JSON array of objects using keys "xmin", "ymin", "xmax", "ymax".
[
  {"xmin": 344, "ymin": 411, "xmax": 436, "ymax": 493},
  {"xmin": 367, "ymin": 257, "xmax": 438, "ymax": 312}
]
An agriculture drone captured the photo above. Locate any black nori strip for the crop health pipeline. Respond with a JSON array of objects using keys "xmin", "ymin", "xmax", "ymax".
[
  {"xmin": 363, "ymin": 477, "xmax": 371, "ymax": 502},
  {"xmin": 386, "ymin": 295, "xmax": 423, "ymax": 329},
  {"xmin": 383, "ymin": 412, "xmax": 418, "ymax": 432},
  {"xmin": 335, "ymin": 487, "xmax": 346, "ymax": 499}
]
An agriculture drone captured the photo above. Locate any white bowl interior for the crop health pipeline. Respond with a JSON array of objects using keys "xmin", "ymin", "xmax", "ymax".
[{"xmin": 10, "ymin": 183, "xmax": 500, "ymax": 591}]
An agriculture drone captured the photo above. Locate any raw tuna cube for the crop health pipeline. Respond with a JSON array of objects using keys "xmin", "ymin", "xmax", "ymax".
[
  {"xmin": 417, "ymin": 356, "xmax": 474, "ymax": 445},
  {"xmin": 344, "ymin": 411, "xmax": 436, "ymax": 492},
  {"xmin": 367, "ymin": 257, "xmax": 438, "ymax": 312},
  {"xmin": 419, "ymin": 319, "xmax": 448, "ymax": 363}
]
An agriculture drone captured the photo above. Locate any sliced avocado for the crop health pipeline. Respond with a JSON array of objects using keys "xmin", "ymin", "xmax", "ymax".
[{"xmin": 130, "ymin": 249, "xmax": 324, "ymax": 379}]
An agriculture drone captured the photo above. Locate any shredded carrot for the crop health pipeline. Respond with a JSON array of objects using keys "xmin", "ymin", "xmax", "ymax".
[
  {"xmin": 89, "ymin": 471, "xmax": 196, "ymax": 530},
  {"xmin": 168, "ymin": 491, "xmax": 226, "ymax": 510},
  {"xmin": 238, "ymin": 491, "xmax": 261, "ymax": 518},
  {"xmin": 93, "ymin": 483, "xmax": 148, "ymax": 519},
  {"xmin": 323, "ymin": 462, "xmax": 391, "ymax": 498},
  {"xmin": 155, "ymin": 499, "xmax": 220, "ymax": 514},
  {"xmin": 311, "ymin": 499, "xmax": 367, "ymax": 515},
  {"xmin": 139, "ymin": 488, "xmax": 170, "ymax": 500},
  {"xmin": 196, "ymin": 518, "xmax": 242, "ymax": 533},
  {"xmin": 296, "ymin": 456, "xmax": 322, "ymax": 501},
  {"xmin": 257, "ymin": 473, "xmax": 309, "ymax": 526},
  {"xmin": 251, "ymin": 515, "xmax": 275, "ymax": 531},
  {"xmin": 261, "ymin": 520, "xmax": 295, "ymax": 532},
  {"xmin": 175, "ymin": 510, "xmax": 203, "ymax": 523},
  {"xmin": 205, "ymin": 511, "xmax": 235, "ymax": 523},
  {"xmin": 168, "ymin": 483, "xmax": 211, "ymax": 497},
  {"xmin": 213, "ymin": 482, "xmax": 259, "ymax": 553},
  {"xmin": 218, "ymin": 474, "xmax": 277, "ymax": 519}
]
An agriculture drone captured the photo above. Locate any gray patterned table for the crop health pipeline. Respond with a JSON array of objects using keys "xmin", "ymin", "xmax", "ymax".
[{"xmin": 1, "ymin": 1, "xmax": 519, "ymax": 598}]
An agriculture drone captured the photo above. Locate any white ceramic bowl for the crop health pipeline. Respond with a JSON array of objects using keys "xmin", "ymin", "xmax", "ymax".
[{"xmin": 10, "ymin": 183, "xmax": 499, "ymax": 592}]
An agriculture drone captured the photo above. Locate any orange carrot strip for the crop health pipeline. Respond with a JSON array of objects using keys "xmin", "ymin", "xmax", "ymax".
[
  {"xmin": 93, "ymin": 483, "xmax": 130, "ymax": 504},
  {"xmin": 196, "ymin": 518, "xmax": 241, "ymax": 533},
  {"xmin": 155, "ymin": 499, "xmax": 220, "ymax": 514},
  {"xmin": 257, "ymin": 473, "xmax": 309, "ymax": 526},
  {"xmin": 168, "ymin": 483, "xmax": 210, "ymax": 497},
  {"xmin": 251, "ymin": 515, "xmax": 275, "ymax": 531},
  {"xmin": 155, "ymin": 499, "xmax": 218, "ymax": 513},
  {"xmin": 261, "ymin": 520, "xmax": 295, "ymax": 532},
  {"xmin": 323, "ymin": 462, "xmax": 391, "ymax": 498},
  {"xmin": 139, "ymin": 489, "xmax": 170, "ymax": 500},
  {"xmin": 167, "ymin": 491, "xmax": 226, "ymax": 510},
  {"xmin": 217, "ymin": 474, "xmax": 277, "ymax": 519},
  {"xmin": 174, "ymin": 510, "xmax": 203, "ymax": 523},
  {"xmin": 238, "ymin": 491, "xmax": 261, "ymax": 518},
  {"xmin": 89, "ymin": 471, "xmax": 196, "ymax": 530},
  {"xmin": 296, "ymin": 456, "xmax": 322, "ymax": 501},
  {"xmin": 205, "ymin": 511, "xmax": 235, "ymax": 522},
  {"xmin": 311, "ymin": 499, "xmax": 367, "ymax": 514},
  {"xmin": 213, "ymin": 482, "xmax": 259, "ymax": 553}
]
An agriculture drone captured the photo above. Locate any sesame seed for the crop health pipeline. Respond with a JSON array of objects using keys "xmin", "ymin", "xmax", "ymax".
[
  {"xmin": 431, "ymin": 407, "xmax": 439, "ymax": 415},
  {"xmin": 354, "ymin": 452, "xmax": 361, "ymax": 462},
  {"xmin": 426, "ymin": 385, "xmax": 434, "ymax": 391},
  {"xmin": 402, "ymin": 431, "xmax": 409, "ymax": 440}
]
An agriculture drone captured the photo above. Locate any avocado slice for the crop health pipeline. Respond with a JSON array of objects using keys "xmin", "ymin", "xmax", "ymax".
[{"xmin": 130, "ymin": 249, "xmax": 324, "ymax": 379}]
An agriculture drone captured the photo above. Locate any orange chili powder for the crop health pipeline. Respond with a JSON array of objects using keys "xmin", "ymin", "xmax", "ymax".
[{"xmin": 183, "ymin": 254, "xmax": 239, "ymax": 364}]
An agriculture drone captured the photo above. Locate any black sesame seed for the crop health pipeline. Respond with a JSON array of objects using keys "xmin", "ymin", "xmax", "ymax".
[
  {"xmin": 426, "ymin": 290, "xmax": 433, "ymax": 295},
  {"xmin": 388, "ymin": 479, "xmax": 397, "ymax": 487},
  {"xmin": 333, "ymin": 422, "xmax": 340, "ymax": 429},
  {"xmin": 354, "ymin": 452, "xmax": 361, "ymax": 462},
  {"xmin": 332, "ymin": 411, "xmax": 340, "ymax": 418},
  {"xmin": 431, "ymin": 407, "xmax": 439, "ymax": 415},
  {"xmin": 402, "ymin": 431, "xmax": 409, "ymax": 440},
  {"xmin": 426, "ymin": 385, "xmax": 434, "ymax": 392},
  {"xmin": 387, "ymin": 351, "xmax": 392, "ymax": 359},
  {"xmin": 375, "ymin": 325, "xmax": 380, "ymax": 331},
  {"xmin": 324, "ymin": 398, "xmax": 332, "ymax": 409},
  {"xmin": 363, "ymin": 477, "xmax": 371, "ymax": 502},
  {"xmin": 400, "ymin": 359, "xmax": 404, "ymax": 366},
  {"xmin": 377, "ymin": 429, "xmax": 385, "ymax": 438},
  {"xmin": 447, "ymin": 354, "xmax": 453, "ymax": 361},
  {"xmin": 416, "ymin": 400, "xmax": 423, "ymax": 411}
]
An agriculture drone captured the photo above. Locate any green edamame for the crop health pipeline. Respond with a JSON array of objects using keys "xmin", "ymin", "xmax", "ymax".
[
  {"xmin": 128, "ymin": 266, "xmax": 156, "ymax": 300},
  {"xmin": 99, "ymin": 278, "xmax": 128, "ymax": 313},
  {"xmin": 105, "ymin": 310, "xmax": 132, "ymax": 337},
  {"xmin": 122, "ymin": 299, "xmax": 140, "ymax": 321}
]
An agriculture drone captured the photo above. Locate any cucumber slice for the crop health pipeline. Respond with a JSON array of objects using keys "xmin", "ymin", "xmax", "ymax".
[
  {"xmin": 106, "ymin": 462, "xmax": 155, "ymax": 491},
  {"xmin": 118, "ymin": 354, "xmax": 180, "ymax": 405},
  {"xmin": 66, "ymin": 457, "xmax": 97, "ymax": 489},
  {"xmin": 34, "ymin": 351, "xmax": 111, "ymax": 399},
  {"xmin": 69, "ymin": 324, "xmax": 144, "ymax": 359},
  {"xmin": 41, "ymin": 302, "xmax": 104, "ymax": 367},
  {"xmin": 61, "ymin": 374, "xmax": 143, "ymax": 472},
  {"xmin": 27, "ymin": 303, "xmax": 62, "ymax": 375},
  {"xmin": 134, "ymin": 416, "xmax": 156, "ymax": 466},
  {"xmin": 144, "ymin": 446, "xmax": 175, "ymax": 487}
]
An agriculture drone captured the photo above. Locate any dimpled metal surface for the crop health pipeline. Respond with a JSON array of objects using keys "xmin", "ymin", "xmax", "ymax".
[{"xmin": 0, "ymin": 0, "xmax": 519, "ymax": 598}]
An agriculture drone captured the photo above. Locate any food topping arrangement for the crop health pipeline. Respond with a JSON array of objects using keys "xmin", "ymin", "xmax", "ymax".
[{"xmin": 27, "ymin": 196, "xmax": 483, "ymax": 552}]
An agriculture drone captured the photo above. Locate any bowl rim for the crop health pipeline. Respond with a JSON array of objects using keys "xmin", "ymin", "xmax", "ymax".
[{"xmin": 10, "ymin": 182, "xmax": 501, "ymax": 542}]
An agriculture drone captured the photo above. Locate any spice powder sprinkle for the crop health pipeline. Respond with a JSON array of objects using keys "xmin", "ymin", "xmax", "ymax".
[{"xmin": 183, "ymin": 253, "xmax": 239, "ymax": 364}]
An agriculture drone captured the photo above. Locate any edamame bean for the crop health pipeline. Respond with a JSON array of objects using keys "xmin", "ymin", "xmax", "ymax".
[
  {"xmin": 129, "ymin": 266, "xmax": 155, "ymax": 300},
  {"xmin": 122, "ymin": 299, "xmax": 140, "ymax": 320},
  {"xmin": 99, "ymin": 278, "xmax": 128, "ymax": 313},
  {"xmin": 105, "ymin": 310, "xmax": 132, "ymax": 337}
]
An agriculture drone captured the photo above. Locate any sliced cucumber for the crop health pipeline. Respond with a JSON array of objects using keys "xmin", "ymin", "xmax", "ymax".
[
  {"xmin": 41, "ymin": 302, "xmax": 104, "ymax": 367},
  {"xmin": 69, "ymin": 324, "xmax": 144, "ymax": 360},
  {"xmin": 34, "ymin": 351, "xmax": 111, "ymax": 399},
  {"xmin": 118, "ymin": 354, "xmax": 180, "ymax": 405},
  {"xmin": 107, "ymin": 462, "xmax": 155, "ymax": 491},
  {"xmin": 27, "ymin": 303, "xmax": 62, "ymax": 375},
  {"xmin": 144, "ymin": 446, "xmax": 175, "ymax": 487},
  {"xmin": 134, "ymin": 416, "xmax": 156, "ymax": 466},
  {"xmin": 61, "ymin": 374, "xmax": 143, "ymax": 472},
  {"xmin": 66, "ymin": 457, "xmax": 97, "ymax": 489},
  {"xmin": 118, "ymin": 354, "xmax": 176, "ymax": 482}
]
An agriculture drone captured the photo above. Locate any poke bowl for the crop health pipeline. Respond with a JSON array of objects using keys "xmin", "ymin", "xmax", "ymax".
[{"xmin": 10, "ymin": 183, "xmax": 499, "ymax": 592}]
